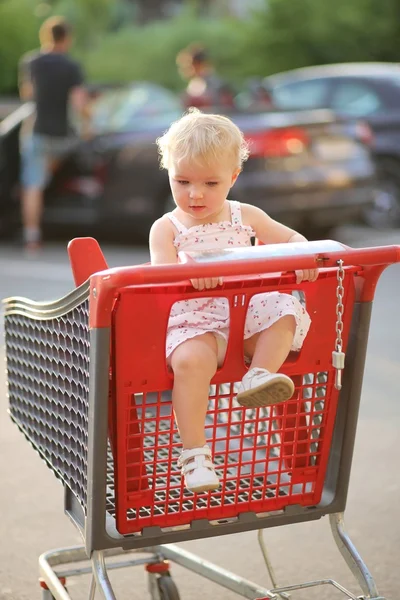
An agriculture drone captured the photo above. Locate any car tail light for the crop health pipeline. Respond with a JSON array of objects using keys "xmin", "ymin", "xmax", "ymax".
[
  {"xmin": 354, "ymin": 120, "xmax": 374, "ymax": 146},
  {"xmin": 246, "ymin": 127, "xmax": 310, "ymax": 158}
]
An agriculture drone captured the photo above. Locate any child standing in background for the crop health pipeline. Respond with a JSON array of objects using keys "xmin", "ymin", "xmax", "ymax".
[{"xmin": 150, "ymin": 109, "xmax": 318, "ymax": 493}]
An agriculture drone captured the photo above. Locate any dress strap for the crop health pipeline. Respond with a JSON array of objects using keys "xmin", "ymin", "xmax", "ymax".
[
  {"xmin": 229, "ymin": 200, "xmax": 243, "ymax": 226},
  {"xmin": 166, "ymin": 213, "xmax": 188, "ymax": 234}
]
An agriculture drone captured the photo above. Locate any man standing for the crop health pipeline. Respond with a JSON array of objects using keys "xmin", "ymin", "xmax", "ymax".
[{"xmin": 19, "ymin": 16, "xmax": 90, "ymax": 251}]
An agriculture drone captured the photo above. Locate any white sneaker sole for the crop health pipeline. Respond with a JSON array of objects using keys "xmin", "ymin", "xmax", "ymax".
[
  {"xmin": 236, "ymin": 376, "xmax": 295, "ymax": 408},
  {"xmin": 186, "ymin": 479, "xmax": 220, "ymax": 493}
]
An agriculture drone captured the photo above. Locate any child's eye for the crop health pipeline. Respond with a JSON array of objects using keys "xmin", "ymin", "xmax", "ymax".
[
  {"xmin": 206, "ymin": 182, "xmax": 218, "ymax": 187},
  {"xmin": 177, "ymin": 180, "xmax": 189, "ymax": 185}
]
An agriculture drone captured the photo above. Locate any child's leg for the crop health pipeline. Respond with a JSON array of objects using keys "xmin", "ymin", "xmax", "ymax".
[
  {"xmin": 170, "ymin": 333, "xmax": 220, "ymax": 492},
  {"xmin": 243, "ymin": 315, "xmax": 296, "ymax": 372},
  {"xmin": 237, "ymin": 315, "xmax": 296, "ymax": 408},
  {"xmin": 170, "ymin": 332, "xmax": 218, "ymax": 449}
]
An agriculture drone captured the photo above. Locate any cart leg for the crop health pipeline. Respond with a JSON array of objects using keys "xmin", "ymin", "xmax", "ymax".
[
  {"xmin": 91, "ymin": 550, "xmax": 117, "ymax": 600},
  {"xmin": 88, "ymin": 575, "xmax": 97, "ymax": 600},
  {"xmin": 257, "ymin": 530, "xmax": 290, "ymax": 600},
  {"xmin": 330, "ymin": 512, "xmax": 384, "ymax": 599}
]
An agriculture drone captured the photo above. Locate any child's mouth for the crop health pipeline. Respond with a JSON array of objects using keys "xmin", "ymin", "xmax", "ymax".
[{"xmin": 190, "ymin": 206, "xmax": 206, "ymax": 212}]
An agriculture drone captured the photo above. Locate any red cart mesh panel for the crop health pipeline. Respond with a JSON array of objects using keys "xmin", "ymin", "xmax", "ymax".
[{"xmin": 109, "ymin": 270, "xmax": 355, "ymax": 534}]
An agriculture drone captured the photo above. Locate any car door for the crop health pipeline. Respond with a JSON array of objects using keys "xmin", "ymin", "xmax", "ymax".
[
  {"xmin": 90, "ymin": 83, "xmax": 182, "ymax": 229},
  {"xmin": 46, "ymin": 83, "xmax": 183, "ymax": 237}
]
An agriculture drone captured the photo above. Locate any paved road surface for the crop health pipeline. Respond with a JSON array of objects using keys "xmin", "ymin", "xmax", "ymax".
[{"xmin": 0, "ymin": 226, "xmax": 399, "ymax": 599}]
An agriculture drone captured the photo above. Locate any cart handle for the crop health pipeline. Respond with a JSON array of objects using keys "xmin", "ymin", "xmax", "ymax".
[
  {"xmin": 89, "ymin": 243, "xmax": 400, "ymax": 327},
  {"xmin": 93, "ymin": 243, "xmax": 400, "ymax": 286}
]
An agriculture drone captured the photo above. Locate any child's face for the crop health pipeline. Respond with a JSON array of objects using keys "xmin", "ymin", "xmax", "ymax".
[{"xmin": 168, "ymin": 154, "xmax": 240, "ymax": 222}]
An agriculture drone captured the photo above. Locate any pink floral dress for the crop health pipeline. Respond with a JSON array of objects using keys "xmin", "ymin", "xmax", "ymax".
[{"xmin": 166, "ymin": 201, "xmax": 311, "ymax": 359}]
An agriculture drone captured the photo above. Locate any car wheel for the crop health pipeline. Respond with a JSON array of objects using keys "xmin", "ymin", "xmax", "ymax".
[{"xmin": 364, "ymin": 158, "xmax": 400, "ymax": 229}]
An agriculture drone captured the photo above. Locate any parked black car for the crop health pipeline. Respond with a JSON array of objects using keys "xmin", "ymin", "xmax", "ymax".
[
  {"xmin": 263, "ymin": 62, "xmax": 400, "ymax": 227},
  {"xmin": 0, "ymin": 81, "xmax": 375, "ymax": 242}
]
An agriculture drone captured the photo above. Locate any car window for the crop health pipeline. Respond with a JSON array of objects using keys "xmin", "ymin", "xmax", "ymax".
[
  {"xmin": 91, "ymin": 84, "xmax": 182, "ymax": 133},
  {"xmin": 331, "ymin": 81, "xmax": 382, "ymax": 116},
  {"xmin": 271, "ymin": 79, "xmax": 329, "ymax": 110}
]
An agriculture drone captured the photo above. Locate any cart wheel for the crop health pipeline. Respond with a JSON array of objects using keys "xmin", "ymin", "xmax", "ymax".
[
  {"xmin": 40, "ymin": 578, "xmax": 68, "ymax": 599},
  {"xmin": 157, "ymin": 574, "xmax": 180, "ymax": 600}
]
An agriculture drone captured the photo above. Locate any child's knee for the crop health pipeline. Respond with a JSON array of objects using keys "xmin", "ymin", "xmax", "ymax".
[
  {"xmin": 171, "ymin": 335, "xmax": 218, "ymax": 375},
  {"xmin": 171, "ymin": 351, "xmax": 203, "ymax": 374}
]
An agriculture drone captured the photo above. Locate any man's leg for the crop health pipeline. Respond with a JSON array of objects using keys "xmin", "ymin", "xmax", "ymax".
[
  {"xmin": 20, "ymin": 134, "xmax": 47, "ymax": 249},
  {"xmin": 21, "ymin": 186, "xmax": 43, "ymax": 246}
]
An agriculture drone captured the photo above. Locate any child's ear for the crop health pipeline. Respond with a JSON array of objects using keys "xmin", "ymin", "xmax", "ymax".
[{"xmin": 231, "ymin": 168, "xmax": 241, "ymax": 186}]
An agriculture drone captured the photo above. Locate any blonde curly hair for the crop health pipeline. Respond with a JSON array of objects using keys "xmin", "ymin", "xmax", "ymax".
[{"xmin": 156, "ymin": 108, "xmax": 250, "ymax": 171}]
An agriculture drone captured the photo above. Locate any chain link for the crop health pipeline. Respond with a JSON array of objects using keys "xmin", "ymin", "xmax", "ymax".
[{"xmin": 335, "ymin": 259, "xmax": 345, "ymax": 351}]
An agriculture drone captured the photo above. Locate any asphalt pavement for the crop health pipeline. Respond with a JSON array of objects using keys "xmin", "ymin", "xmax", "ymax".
[{"xmin": 0, "ymin": 225, "xmax": 399, "ymax": 600}]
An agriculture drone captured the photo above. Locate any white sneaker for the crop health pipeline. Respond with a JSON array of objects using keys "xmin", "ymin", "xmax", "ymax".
[
  {"xmin": 177, "ymin": 445, "xmax": 220, "ymax": 493},
  {"xmin": 236, "ymin": 368, "xmax": 295, "ymax": 408}
]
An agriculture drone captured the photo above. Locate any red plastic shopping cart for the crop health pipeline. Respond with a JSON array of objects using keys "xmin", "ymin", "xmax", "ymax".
[{"xmin": 3, "ymin": 237, "xmax": 399, "ymax": 600}]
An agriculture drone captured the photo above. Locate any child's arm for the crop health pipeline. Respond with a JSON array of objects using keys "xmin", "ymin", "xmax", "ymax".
[
  {"xmin": 149, "ymin": 217, "xmax": 178, "ymax": 265},
  {"xmin": 242, "ymin": 204, "xmax": 318, "ymax": 282},
  {"xmin": 241, "ymin": 204, "xmax": 305, "ymax": 244}
]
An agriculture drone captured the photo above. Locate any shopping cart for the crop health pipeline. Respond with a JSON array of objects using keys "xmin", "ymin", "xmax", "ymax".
[{"xmin": 3, "ymin": 237, "xmax": 399, "ymax": 600}]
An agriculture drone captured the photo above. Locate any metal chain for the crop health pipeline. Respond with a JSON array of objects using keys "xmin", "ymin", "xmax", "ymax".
[{"xmin": 335, "ymin": 259, "xmax": 345, "ymax": 352}]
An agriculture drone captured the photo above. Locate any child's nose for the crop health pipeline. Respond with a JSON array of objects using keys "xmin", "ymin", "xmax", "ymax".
[{"xmin": 189, "ymin": 186, "xmax": 203, "ymax": 199}]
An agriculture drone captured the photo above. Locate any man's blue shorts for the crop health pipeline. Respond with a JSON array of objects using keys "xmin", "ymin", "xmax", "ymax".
[{"xmin": 21, "ymin": 133, "xmax": 76, "ymax": 189}]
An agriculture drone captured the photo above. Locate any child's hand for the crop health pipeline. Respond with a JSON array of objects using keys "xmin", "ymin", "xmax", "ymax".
[
  {"xmin": 191, "ymin": 277, "xmax": 223, "ymax": 291},
  {"xmin": 295, "ymin": 269, "xmax": 319, "ymax": 283}
]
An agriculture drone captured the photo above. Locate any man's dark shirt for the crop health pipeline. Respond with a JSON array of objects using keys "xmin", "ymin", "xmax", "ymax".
[{"xmin": 20, "ymin": 51, "xmax": 84, "ymax": 137}]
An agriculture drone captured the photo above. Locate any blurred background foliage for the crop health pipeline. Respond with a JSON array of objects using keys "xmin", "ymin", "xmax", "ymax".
[{"xmin": 1, "ymin": 0, "xmax": 400, "ymax": 94}]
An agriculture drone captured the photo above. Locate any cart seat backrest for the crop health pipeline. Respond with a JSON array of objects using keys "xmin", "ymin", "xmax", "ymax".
[{"xmin": 68, "ymin": 237, "xmax": 109, "ymax": 286}]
